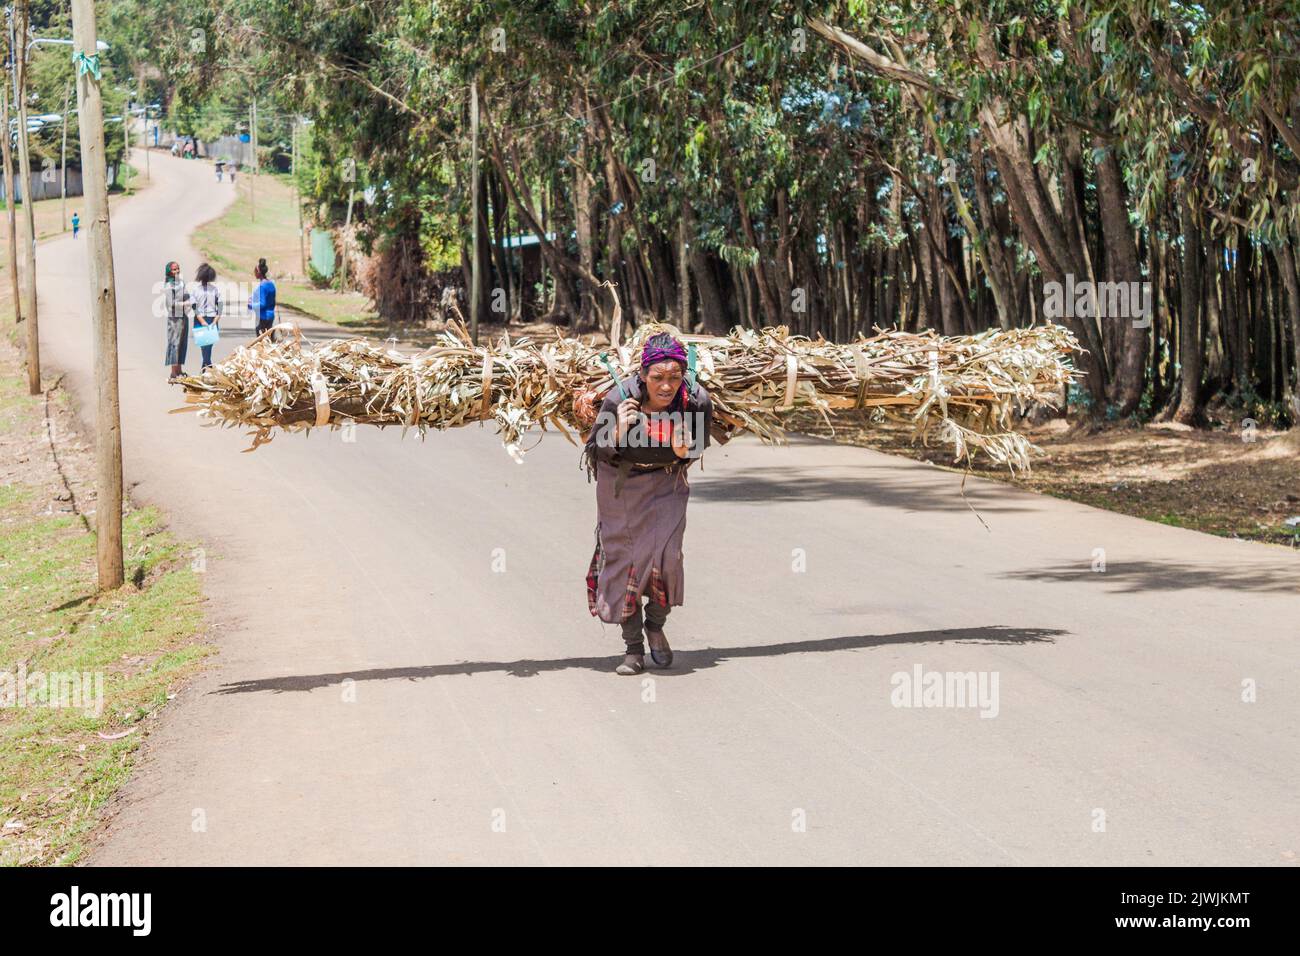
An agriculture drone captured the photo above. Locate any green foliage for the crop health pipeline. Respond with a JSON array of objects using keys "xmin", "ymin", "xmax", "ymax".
[
  {"xmin": 1225, "ymin": 381, "xmax": 1295, "ymax": 429},
  {"xmin": 80, "ymin": 0, "xmax": 1300, "ymax": 427},
  {"xmin": 21, "ymin": 15, "xmax": 127, "ymax": 172}
]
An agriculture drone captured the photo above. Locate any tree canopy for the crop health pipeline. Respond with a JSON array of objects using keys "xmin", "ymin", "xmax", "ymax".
[{"xmin": 73, "ymin": 0, "xmax": 1300, "ymax": 426}]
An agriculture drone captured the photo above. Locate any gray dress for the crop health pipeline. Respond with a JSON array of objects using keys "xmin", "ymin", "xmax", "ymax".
[
  {"xmin": 583, "ymin": 375, "xmax": 713, "ymax": 624},
  {"xmin": 164, "ymin": 279, "xmax": 188, "ymax": 366}
]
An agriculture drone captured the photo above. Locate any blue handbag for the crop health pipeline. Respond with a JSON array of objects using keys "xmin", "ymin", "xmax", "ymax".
[{"xmin": 193, "ymin": 322, "xmax": 220, "ymax": 348}]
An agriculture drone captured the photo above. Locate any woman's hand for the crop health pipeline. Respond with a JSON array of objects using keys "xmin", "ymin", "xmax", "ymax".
[{"xmin": 615, "ymin": 397, "xmax": 640, "ymax": 441}]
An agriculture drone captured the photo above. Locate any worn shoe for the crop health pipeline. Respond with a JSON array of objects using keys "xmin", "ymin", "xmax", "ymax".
[
  {"xmin": 615, "ymin": 653, "xmax": 645, "ymax": 676},
  {"xmin": 646, "ymin": 627, "xmax": 673, "ymax": 668}
]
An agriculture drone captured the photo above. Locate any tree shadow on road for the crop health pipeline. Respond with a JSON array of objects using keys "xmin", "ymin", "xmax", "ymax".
[
  {"xmin": 211, "ymin": 624, "xmax": 1064, "ymax": 694},
  {"xmin": 1001, "ymin": 560, "xmax": 1300, "ymax": 593},
  {"xmin": 690, "ymin": 462, "xmax": 1032, "ymax": 514}
]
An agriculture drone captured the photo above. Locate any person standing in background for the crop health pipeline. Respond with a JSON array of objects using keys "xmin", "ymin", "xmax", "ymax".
[
  {"xmin": 71, "ymin": 212, "xmax": 80, "ymax": 238},
  {"xmin": 163, "ymin": 261, "xmax": 189, "ymax": 381},
  {"xmin": 248, "ymin": 258, "xmax": 277, "ymax": 339},
  {"xmin": 190, "ymin": 263, "xmax": 222, "ymax": 370}
]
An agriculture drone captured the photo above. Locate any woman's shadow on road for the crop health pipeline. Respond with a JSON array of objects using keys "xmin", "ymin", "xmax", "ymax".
[{"xmin": 212, "ymin": 624, "xmax": 1064, "ymax": 694}]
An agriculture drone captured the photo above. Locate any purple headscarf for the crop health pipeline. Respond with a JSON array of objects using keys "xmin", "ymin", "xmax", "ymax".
[
  {"xmin": 640, "ymin": 332, "xmax": 690, "ymax": 408},
  {"xmin": 641, "ymin": 332, "xmax": 688, "ymax": 369}
]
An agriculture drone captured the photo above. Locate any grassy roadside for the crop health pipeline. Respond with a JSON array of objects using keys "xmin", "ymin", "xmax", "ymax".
[
  {"xmin": 0, "ymin": 184, "xmax": 212, "ymax": 865},
  {"xmin": 194, "ymin": 169, "xmax": 378, "ymax": 328}
]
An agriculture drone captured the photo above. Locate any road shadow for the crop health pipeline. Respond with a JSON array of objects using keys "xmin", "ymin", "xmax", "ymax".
[
  {"xmin": 690, "ymin": 461, "xmax": 1031, "ymax": 513},
  {"xmin": 212, "ymin": 624, "xmax": 1065, "ymax": 694},
  {"xmin": 1001, "ymin": 560, "xmax": 1300, "ymax": 594}
]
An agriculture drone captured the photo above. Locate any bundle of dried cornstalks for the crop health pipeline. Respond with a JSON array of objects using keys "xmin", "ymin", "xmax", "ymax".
[{"xmin": 173, "ymin": 319, "xmax": 1081, "ymax": 473}]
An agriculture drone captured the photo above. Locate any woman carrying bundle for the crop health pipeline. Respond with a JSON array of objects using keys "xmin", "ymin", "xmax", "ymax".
[{"xmin": 582, "ymin": 332, "xmax": 713, "ymax": 675}]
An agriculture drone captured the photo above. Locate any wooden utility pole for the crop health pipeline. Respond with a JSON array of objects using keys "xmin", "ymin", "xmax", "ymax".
[
  {"xmin": 469, "ymin": 80, "xmax": 480, "ymax": 344},
  {"xmin": 292, "ymin": 118, "xmax": 305, "ymax": 276},
  {"xmin": 15, "ymin": 0, "xmax": 39, "ymax": 393},
  {"xmin": 60, "ymin": 82, "xmax": 69, "ymax": 230},
  {"xmin": 340, "ymin": 184, "xmax": 354, "ymax": 288},
  {"xmin": 0, "ymin": 68, "xmax": 20, "ymax": 323},
  {"xmin": 121, "ymin": 98, "xmax": 130, "ymax": 192},
  {"xmin": 71, "ymin": 0, "xmax": 123, "ymax": 590},
  {"xmin": 248, "ymin": 97, "xmax": 256, "ymax": 221}
]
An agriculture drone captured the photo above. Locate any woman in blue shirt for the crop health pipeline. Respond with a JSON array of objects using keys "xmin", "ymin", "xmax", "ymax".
[{"xmin": 248, "ymin": 258, "xmax": 277, "ymax": 340}]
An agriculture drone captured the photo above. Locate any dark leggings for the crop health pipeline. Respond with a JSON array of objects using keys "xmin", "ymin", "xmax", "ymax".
[
  {"xmin": 200, "ymin": 344, "xmax": 214, "ymax": 369},
  {"xmin": 621, "ymin": 596, "xmax": 669, "ymax": 656}
]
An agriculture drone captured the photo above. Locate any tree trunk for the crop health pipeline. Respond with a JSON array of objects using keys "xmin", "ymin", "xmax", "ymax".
[
  {"xmin": 774, "ymin": 187, "xmax": 795, "ymax": 325},
  {"xmin": 1173, "ymin": 187, "xmax": 1205, "ymax": 425},
  {"xmin": 1096, "ymin": 148, "xmax": 1147, "ymax": 415},
  {"xmin": 572, "ymin": 92, "xmax": 599, "ymax": 329},
  {"xmin": 733, "ymin": 176, "xmax": 781, "ymax": 325},
  {"xmin": 1273, "ymin": 233, "xmax": 1300, "ymax": 421},
  {"xmin": 675, "ymin": 204, "xmax": 692, "ymax": 329}
]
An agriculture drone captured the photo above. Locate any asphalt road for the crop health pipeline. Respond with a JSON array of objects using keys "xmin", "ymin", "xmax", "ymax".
[{"xmin": 34, "ymin": 152, "xmax": 1300, "ymax": 865}]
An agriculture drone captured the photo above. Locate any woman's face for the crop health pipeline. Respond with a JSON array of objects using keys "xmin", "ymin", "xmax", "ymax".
[
  {"xmin": 168, "ymin": 263, "xmax": 180, "ymax": 278},
  {"xmin": 642, "ymin": 360, "xmax": 684, "ymax": 409}
]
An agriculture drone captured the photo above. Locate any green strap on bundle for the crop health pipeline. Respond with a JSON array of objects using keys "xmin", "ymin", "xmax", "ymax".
[{"xmin": 598, "ymin": 352, "xmax": 629, "ymax": 401}]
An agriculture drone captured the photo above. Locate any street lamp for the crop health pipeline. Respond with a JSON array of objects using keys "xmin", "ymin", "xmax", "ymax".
[
  {"xmin": 21, "ymin": 37, "xmax": 111, "ymax": 199},
  {"xmin": 9, "ymin": 36, "xmax": 105, "ymax": 234},
  {"xmin": 29, "ymin": 37, "xmax": 107, "ymax": 50}
]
